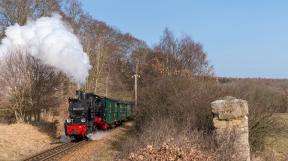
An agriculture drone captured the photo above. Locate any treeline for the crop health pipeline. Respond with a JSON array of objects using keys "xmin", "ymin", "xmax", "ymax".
[
  {"xmin": 0, "ymin": 0, "xmax": 212, "ymax": 123},
  {"xmin": 0, "ymin": 0, "xmax": 144, "ymax": 122}
]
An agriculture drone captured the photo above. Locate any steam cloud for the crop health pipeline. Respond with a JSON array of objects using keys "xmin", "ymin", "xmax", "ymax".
[
  {"xmin": 0, "ymin": 14, "xmax": 91, "ymax": 85},
  {"xmin": 87, "ymin": 131, "xmax": 106, "ymax": 141}
]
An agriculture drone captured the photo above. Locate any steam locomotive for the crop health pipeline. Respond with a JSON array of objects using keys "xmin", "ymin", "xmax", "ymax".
[{"xmin": 64, "ymin": 90, "xmax": 133, "ymax": 139}]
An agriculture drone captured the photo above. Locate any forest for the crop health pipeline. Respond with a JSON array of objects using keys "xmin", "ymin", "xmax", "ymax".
[{"xmin": 0, "ymin": 0, "xmax": 288, "ymax": 160}]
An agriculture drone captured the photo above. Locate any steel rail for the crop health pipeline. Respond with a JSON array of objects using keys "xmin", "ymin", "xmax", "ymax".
[{"xmin": 21, "ymin": 140, "xmax": 86, "ymax": 161}]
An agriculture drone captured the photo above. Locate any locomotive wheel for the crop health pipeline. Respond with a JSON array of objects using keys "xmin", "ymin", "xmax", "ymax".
[
  {"xmin": 64, "ymin": 124, "xmax": 68, "ymax": 136},
  {"xmin": 74, "ymin": 135, "xmax": 84, "ymax": 141},
  {"xmin": 116, "ymin": 121, "xmax": 122, "ymax": 127},
  {"xmin": 111, "ymin": 124, "xmax": 116, "ymax": 128},
  {"xmin": 92, "ymin": 125, "xmax": 97, "ymax": 132}
]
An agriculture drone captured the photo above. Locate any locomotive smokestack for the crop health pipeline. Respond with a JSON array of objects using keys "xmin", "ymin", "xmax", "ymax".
[
  {"xmin": 76, "ymin": 90, "xmax": 86, "ymax": 100},
  {"xmin": 76, "ymin": 90, "xmax": 81, "ymax": 99}
]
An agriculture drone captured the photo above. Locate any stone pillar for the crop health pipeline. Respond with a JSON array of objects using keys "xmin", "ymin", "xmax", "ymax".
[{"xmin": 211, "ymin": 97, "xmax": 250, "ymax": 161}]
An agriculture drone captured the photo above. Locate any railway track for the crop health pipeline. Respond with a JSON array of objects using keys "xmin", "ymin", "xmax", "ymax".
[{"xmin": 22, "ymin": 140, "xmax": 87, "ymax": 161}]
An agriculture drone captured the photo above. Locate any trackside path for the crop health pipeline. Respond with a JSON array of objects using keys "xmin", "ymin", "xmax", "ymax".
[{"xmin": 59, "ymin": 122, "xmax": 134, "ymax": 161}]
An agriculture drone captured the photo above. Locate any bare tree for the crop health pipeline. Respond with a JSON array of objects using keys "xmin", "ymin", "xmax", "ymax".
[
  {"xmin": 154, "ymin": 28, "xmax": 213, "ymax": 76},
  {"xmin": 0, "ymin": 0, "xmax": 62, "ymax": 39},
  {"xmin": 0, "ymin": 50, "xmax": 63, "ymax": 122},
  {"xmin": 178, "ymin": 36, "xmax": 213, "ymax": 75},
  {"xmin": 63, "ymin": 0, "xmax": 82, "ymax": 23}
]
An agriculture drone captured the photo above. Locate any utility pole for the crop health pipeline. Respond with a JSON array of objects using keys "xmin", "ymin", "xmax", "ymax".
[
  {"xmin": 105, "ymin": 75, "xmax": 108, "ymax": 97},
  {"xmin": 133, "ymin": 62, "xmax": 140, "ymax": 108},
  {"xmin": 105, "ymin": 67, "xmax": 110, "ymax": 97}
]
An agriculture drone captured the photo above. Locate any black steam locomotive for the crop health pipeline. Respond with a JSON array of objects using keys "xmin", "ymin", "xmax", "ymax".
[{"xmin": 64, "ymin": 90, "xmax": 133, "ymax": 139}]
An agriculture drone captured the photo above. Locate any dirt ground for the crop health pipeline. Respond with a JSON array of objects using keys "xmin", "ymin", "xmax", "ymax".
[
  {"xmin": 0, "ymin": 120, "xmax": 132, "ymax": 161},
  {"xmin": 0, "ymin": 123, "xmax": 58, "ymax": 161},
  {"xmin": 59, "ymin": 122, "xmax": 133, "ymax": 161}
]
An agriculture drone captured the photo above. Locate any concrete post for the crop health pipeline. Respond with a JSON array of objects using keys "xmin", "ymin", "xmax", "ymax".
[{"xmin": 211, "ymin": 97, "xmax": 250, "ymax": 161}]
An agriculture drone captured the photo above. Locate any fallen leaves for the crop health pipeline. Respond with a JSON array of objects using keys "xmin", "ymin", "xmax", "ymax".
[{"xmin": 122, "ymin": 138, "xmax": 215, "ymax": 161}]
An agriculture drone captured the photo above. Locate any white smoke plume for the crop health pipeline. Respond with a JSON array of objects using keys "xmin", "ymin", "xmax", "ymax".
[
  {"xmin": 87, "ymin": 131, "xmax": 107, "ymax": 141},
  {"xmin": 0, "ymin": 14, "xmax": 91, "ymax": 85}
]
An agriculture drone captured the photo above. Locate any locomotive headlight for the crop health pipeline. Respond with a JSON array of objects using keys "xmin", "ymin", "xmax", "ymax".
[
  {"xmin": 81, "ymin": 118, "xmax": 86, "ymax": 122},
  {"xmin": 66, "ymin": 118, "xmax": 71, "ymax": 123}
]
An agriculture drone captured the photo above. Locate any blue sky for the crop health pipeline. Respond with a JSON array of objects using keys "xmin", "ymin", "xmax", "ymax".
[{"xmin": 81, "ymin": 0, "xmax": 288, "ymax": 78}]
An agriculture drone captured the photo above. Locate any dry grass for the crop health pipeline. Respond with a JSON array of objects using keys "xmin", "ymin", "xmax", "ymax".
[
  {"xmin": 257, "ymin": 113, "xmax": 288, "ymax": 161},
  {"xmin": 0, "ymin": 123, "xmax": 57, "ymax": 161}
]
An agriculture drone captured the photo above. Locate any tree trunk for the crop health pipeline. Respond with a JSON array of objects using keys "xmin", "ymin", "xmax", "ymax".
[{"xmin": 14, "ymin": 111, "xmax": 24, "ymax": 123}]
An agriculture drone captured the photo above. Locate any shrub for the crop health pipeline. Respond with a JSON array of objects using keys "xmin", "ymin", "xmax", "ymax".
[
  {"xmin": 221, "ymin": 80, "xmax": 288, "ymax": 152},
  {"xmin": 118, "ymin": 75, "xmax": 221, "ymax": 157}
]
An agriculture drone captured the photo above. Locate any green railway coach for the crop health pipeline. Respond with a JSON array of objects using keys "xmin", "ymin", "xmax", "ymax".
[{"xmin": 103, "ymin": 97, "xmax": 133, "ymax": 126}]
